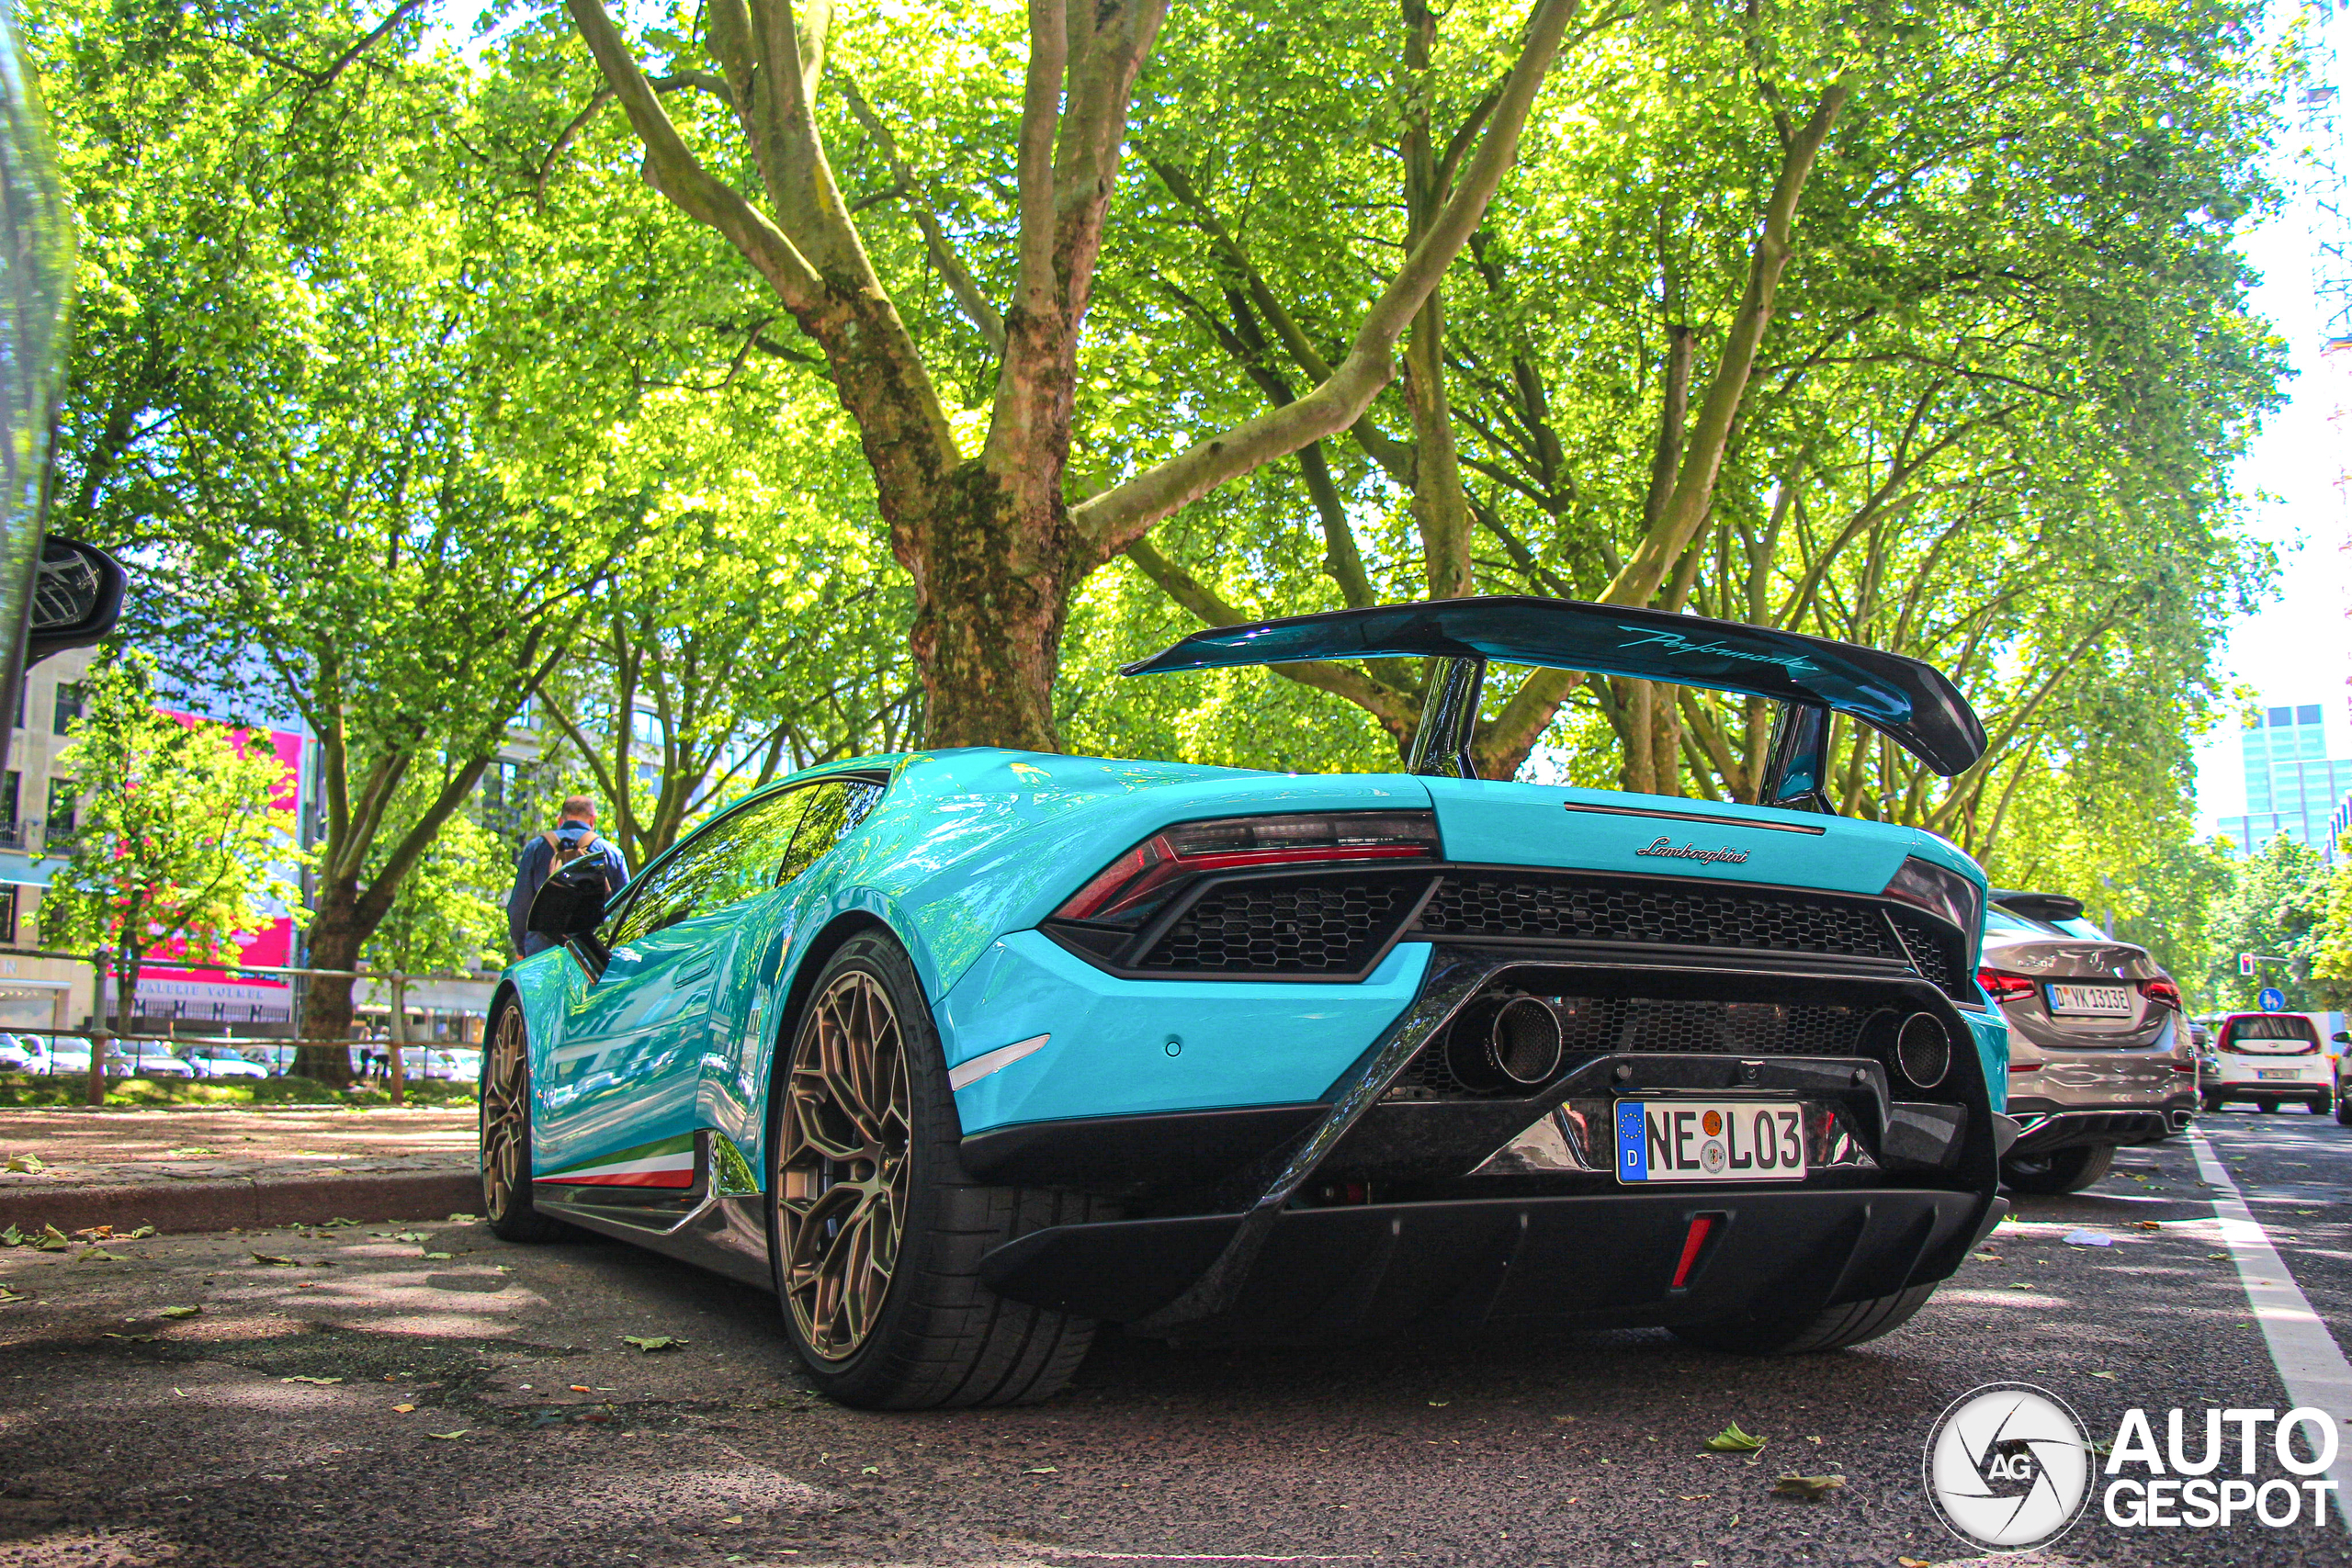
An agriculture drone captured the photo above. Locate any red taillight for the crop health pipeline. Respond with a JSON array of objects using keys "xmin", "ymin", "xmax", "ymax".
[
  {"xmin": 2138, "ymin": 977, "xmax": 2183, "ymax": 1010},
  {"xmin": 1669, "ymin": 1214, "xmax": 1717, "ymax": 1290},
  {"xmin": 2009, "ymin": 1060, "xmax": 2044, "ymax": 1073},
  {"xmin": 1977, "ymin": 968, "xmax": 2038, "ymax": 1003},
  {"xmin": 1053, "ymin": 811, "xmax": 1440, "ymax": 922}
]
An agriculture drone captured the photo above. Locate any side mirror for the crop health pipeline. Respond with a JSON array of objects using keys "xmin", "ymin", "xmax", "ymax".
[
  {"xmin": 526, "ymin": 859, "xmax": 608, "ymax": 944},
  {"xmin": 2334, "ymin": 1032, "xmax": 2349, "ymax": 1045},
  {"xmin": 25, "ymin": 538, "xmax": 126, "ymax": 666}
]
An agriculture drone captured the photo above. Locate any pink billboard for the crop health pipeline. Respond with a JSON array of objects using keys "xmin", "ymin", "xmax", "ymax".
[{"xmin": 116, "ymin": 717, "xmax": 303, "ymax": 1025}]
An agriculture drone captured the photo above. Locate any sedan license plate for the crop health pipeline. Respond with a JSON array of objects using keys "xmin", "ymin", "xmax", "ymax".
[
  {"xmin": 2257, "ymin": 1068, "xmax": 2302, "ymax": 1081},
  {"xmin": 1614, "ymin": 1101, "xmax": 1805, "ymax": 1184},
  {"xmin": 2046, "ymin": 983, "xmax": 2133, "ymax": 1016}
]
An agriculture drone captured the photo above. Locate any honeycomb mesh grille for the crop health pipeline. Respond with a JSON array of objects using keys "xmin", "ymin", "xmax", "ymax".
[
  {"xmin": 1396, "ymin": 995, "xmax": 1874, "ymax": 1099},
  {"xmin": 1413, "ymin": 872, "xmax": 1903, "ymax": 960},
  {"xmin": 1134, "ymin": 874, "xmax": 1421, "ymax": 974},
  {"xmin": 1887, "ymin": 908, "xmax": 1966, "ymax": 999}
]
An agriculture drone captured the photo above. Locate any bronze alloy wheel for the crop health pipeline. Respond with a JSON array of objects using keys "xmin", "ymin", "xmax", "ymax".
[
  {"xmin": 481, "ymin": 1006, "xmax": 530, "ymax": 1222},
  {"xmin": 776, "ymin": 970, "xmax": 912, "ymax": 1361}
]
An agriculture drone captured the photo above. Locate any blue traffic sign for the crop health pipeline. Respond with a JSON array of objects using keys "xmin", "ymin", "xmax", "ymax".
[{"xmin": 2259, "ymin": 987, "xmax": 2287, "ymax": 1012}]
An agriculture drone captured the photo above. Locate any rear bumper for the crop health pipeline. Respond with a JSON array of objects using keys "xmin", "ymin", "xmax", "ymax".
[
  {"xmin": 2007, "ymin": 1096, "xmax": 2196, "ymax": 1152},
  {"xmin": 2210, "ymin": 1082, "xmax": 2332, "ymax": 1102},
  {"xmin": 979, "ymin": 1186, "xmax": 2002, "ymax": 1334}
]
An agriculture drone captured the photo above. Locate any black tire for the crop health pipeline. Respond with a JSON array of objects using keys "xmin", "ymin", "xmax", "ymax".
[
  {"xmin": 2001, "ymin": 1143, "xmax": 2116, "ymax": 1195},
  {"xmin": 480, "ymin": 999, "xmax": 572, "ymax": 1244},
  {"xmin": 2335, "ymin": 1092, "xmax": 2352, "ymax": 1127},
  {"xmin": 2201, "ymin": 1091, "xmax": 2225, "ymax": 1113},
  {"xmin": 1669, "ymin": 1280, "xmax": 1939, "ymax": 1355},
  {"xmin": 765, "ymin": 931, "xmax": 1109, "ymax": 1410},
  {"xmin": 2312, "ymin": 1098, "xmax": 2334, "ymax": 1114},
  {"xmin": 2259, "ymin": 1100, "xmax": 2281, "ymax": 1114}
]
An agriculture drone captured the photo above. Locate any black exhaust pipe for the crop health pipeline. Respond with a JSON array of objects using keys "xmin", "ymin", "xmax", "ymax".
[{"xmin": 1446, "ymin": 995, "xmax": 1565, "ymax": 1091}]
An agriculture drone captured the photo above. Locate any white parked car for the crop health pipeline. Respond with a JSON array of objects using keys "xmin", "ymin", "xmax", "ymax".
[
  {"xmin": 0, "ymin": 1033, "xmax": 41, "ymax": 1071},
  {"xmin": 2203, "ymin": 1012, "xmax": 2333, "ymax": 1113},
  {"xmin": 107, "ymin": 1042, "xmax": 194, "ymax": 1078},
  {"xmin": 176, "ymin": 1043, "xmax": 267, "ymax": 1079}
]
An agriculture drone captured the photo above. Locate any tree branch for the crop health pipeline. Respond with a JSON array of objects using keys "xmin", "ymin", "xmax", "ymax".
[{"xmin": 1069, "ymin": 0, "xmax": 1578, "ymax": 557}]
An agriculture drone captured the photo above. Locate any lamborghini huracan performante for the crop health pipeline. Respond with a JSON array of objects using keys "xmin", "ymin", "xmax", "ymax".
[{"xmin": 484, "ymin": 597, "xmax": 2018, "ymax": 1409}]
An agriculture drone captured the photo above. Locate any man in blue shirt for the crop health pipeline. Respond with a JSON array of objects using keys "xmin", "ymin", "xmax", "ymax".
[{"xmin": 507, "ymin": 795, "xmax": 630, "ymax": 957}]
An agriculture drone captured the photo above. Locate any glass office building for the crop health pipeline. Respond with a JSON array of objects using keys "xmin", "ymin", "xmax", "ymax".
[{"xmin": 2216, "ymin": 704, "xmax": 2352, "ymax": 856}]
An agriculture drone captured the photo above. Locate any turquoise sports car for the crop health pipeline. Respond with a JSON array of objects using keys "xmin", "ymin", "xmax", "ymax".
[{"xmin": 485, "ymin": 596, "xmax": 2014, "ymax": 1408}]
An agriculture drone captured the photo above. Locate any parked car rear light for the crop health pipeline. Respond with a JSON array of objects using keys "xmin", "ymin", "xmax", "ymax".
[
  {"xmin": 1053, "ymin": 811, "xmax": 1440, "ymax": 923},
  {"xmin": 2008, "ymin": 1061, "xmax": 2043, "ymax": 1073},
  {"xmin": 2170, "ymin": 1061, "xmax": 2197, "ymax": 1074},
  {"xmin": 1977, "ymin": 968, "xmax": 2037, "ymax": 1003},
  {"xmin": 2138, "ymin": 977, "xmax": 2183, "ymax": 1010}
]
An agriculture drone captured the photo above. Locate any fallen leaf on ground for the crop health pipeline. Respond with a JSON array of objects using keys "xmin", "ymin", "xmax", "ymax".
[
  {"xmin": 620, "ymin": 1335, "xmax": 684, "ymax": 1352},
  {"xmin": 34, "ymin": 1224, "xmax": 70, "ymax": 1252},
  {"xmin": 159, "ymin": 1305, "xmax": 199, "ymax": 1319},
  {"xmin": 125, "ymin": 1225, "xmax": 155, "ymax": 1239},
  {"xmin": 2208, "ymin": 1252, "xmax": 2232, "ymax": 1260},
  {"xmin": 0, "ymin": 1286, "xmax": 27, "ymax": 1303},
  {"xmin": 391, "ymin": 1403, "xmax": 416, "ymax": 1413},
  {"xmin": 70, "ymin": 1225, "xmax": 113, "ymax": 1241},
  {"xmin": 720, "ymin": 1516, "xmax": 742, "ymax": 1525},
  {"xmin": 1024, "ymin": 1466, "xmax": 1058, "ymax": 1474},
  {"xmin": 77, "ymin": 1248, "xmax": 125, "ymax": 1263},
  {"xmin": 5, "ymin": 1154, "xmax": 46, "ymax": 1173},
  {"xmin": 0, "ymin": 1224, "xmax": 23, "ymax": 1247},
  {"xmin": 1704, "ymin": 1423, "xmax": 1768, "ymax": 1453},
  {"xmin": 251, "ymin": 1253, "xmax": 296, "ymax": 1267},
  {"xmin": 282, "ymin": 1376, "xmax": 342, "ymax": 1385},
  {"xmin": 421, "ymin": 1252, "xmax": 453, "ymax": 1260},
  {"xmin": 860, "ymin": 1465, "xmax": 879, "ymax": 1475},
  {"xmin": 569, "ymin": 1385, "xmax": 593, "ymax": 1393},
  {"xmin": 446, "ymin": 1213, "xmax": 478, "ymax": 1223},
  {"xmin": 1971, "ymin": 1251, "xmax": 2001, "ymax": 1262},
  {"xmin": 320, "ymin": 1217, "xmax": 359, "ymax": 1227},
  {"xmin": 2089, "ymin": 1371, "xmax": 2117, "ymax": 1380},
  {"xmin": 2132, "ymin": 1220, "xmax": 2162, "ymax": 1231},
  {"xmin": 165, "ymin": 1148, "xmax": 217, "ymax": 1158},
  {"xmin": 426, "ymin": 1430, "xmax": 469, "ymax": 1440},
  {"xmin": 390, "ymin": 1233, "xmax": 427, "ymax": 1243},
  {"xmin": 101, "ymin": 1332, "xmax": 156, "ymax": 1341},
  {"xmin": 1772, "ymin": 1473, "xmax": 1846, "ymax": 1499},
  {"xmin": 1428, "ymin": 1400, "xmax": 1450, "ymax": 1407}
]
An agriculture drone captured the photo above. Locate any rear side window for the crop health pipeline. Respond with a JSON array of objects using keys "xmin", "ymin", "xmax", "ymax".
[
  {"xmin": 776, "ymin": 780, "xmax": 887, "ymax": 887},
  {"xmin": 2221, "ymin": 1015, "xmax": 2319, "ymax": 1055}
]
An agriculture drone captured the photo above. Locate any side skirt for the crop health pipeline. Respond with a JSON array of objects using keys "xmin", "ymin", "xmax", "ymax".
[{"xmin": 534, "ymin": 1129, "xmax": 774, "ymax": 1292}]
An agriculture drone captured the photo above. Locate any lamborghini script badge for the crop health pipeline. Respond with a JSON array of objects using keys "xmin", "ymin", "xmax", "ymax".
[{"xmin": 1634, "ymin": 834, "xmax": 1750, "ymax": 866}]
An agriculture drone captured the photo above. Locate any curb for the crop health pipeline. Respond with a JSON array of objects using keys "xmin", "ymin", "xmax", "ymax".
[{"xmin": 0, "ymin": 1171, "xmax": 480, "ymax": 1234}]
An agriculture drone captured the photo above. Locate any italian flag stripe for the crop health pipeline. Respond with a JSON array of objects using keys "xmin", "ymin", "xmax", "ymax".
[{"xmin": 542, "ymin": 1133, "xmax": 696, "ymax": 1188}]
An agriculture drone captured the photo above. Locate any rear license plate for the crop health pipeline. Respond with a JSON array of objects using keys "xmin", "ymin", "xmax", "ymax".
[
  {"xmin": 2046, "ymin": 983, "xmax": 2133, "ymax": 1016},
  {"xmin": 1614, "ymin": 1101, "xmax": 1806, "ymax": 1184},
  {"xmin": 2257, "ymin": 1068, "xmax": 2302, "ymax": 1081}
]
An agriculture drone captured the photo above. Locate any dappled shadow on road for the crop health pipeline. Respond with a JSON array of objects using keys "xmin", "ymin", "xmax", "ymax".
[{"xmin": 0, "ymin": 1156, "xmax": 2340, "ymax": 1568}]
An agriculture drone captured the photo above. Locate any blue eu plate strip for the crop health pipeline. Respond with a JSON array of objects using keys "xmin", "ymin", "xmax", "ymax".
[{"xmin": 1615, "ymin": 1100, "xmax": 1647, "ymax": 1181}]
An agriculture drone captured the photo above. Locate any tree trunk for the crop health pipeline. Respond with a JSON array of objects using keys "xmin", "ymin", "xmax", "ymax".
[
  {"xmin": 386, "ymin": 973, "xmax": 407, "ymax": 1108},
  {"xmin": 296, "ymin": 887, "xmax": 364, "ymax": 1086},
  {"xmin": 907, "ymin": 466, "xmax": 1074, "ymax": 751}
]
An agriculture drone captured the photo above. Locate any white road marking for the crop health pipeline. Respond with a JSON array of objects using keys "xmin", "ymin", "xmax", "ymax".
[{"xmin": 2190, "ymin": 1126, "xmax": 2352, "ymax": 1531}]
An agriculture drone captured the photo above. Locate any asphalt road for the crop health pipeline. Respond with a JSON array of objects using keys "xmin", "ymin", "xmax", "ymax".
[{"xmin": 0, "ymin": 1107, "xmax": 2346, "ymax": 1568}]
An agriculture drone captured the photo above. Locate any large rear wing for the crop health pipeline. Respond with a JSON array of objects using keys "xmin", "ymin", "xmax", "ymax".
[{"xmin": 1122, "ymin": 596, "xmax": 1987, "ymax": 809}]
